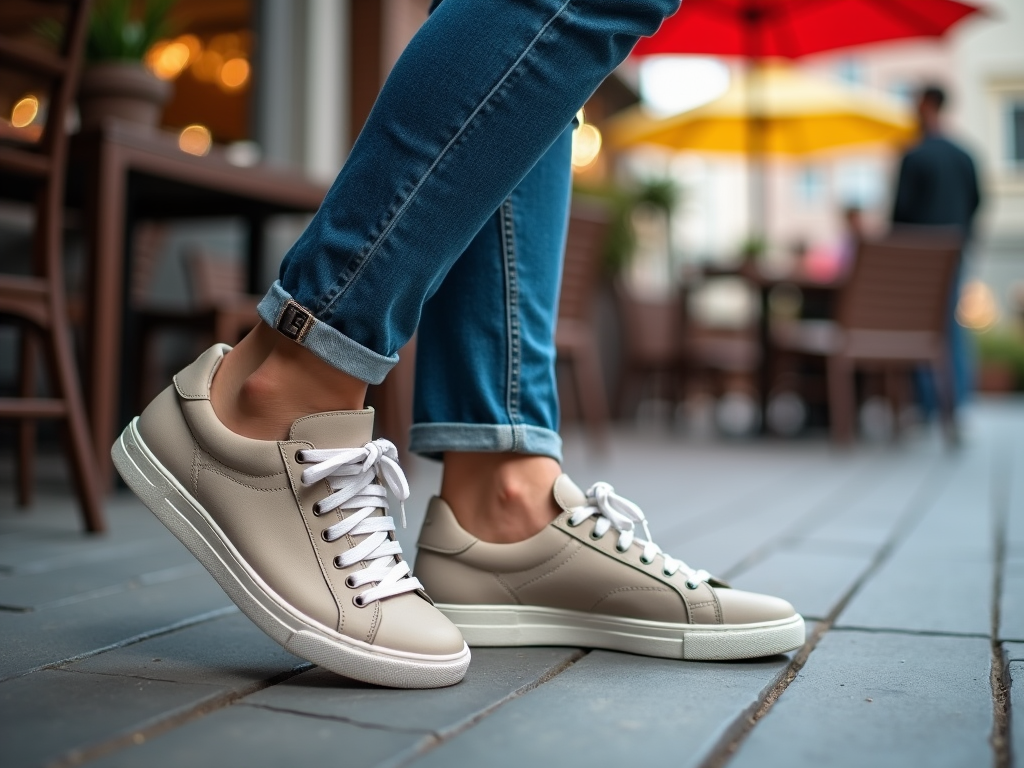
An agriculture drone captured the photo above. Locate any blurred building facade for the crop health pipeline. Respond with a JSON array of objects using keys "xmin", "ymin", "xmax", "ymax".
[{"xmin": 616, "ymin": 0, "xmax": 1022, "ymax": 326}]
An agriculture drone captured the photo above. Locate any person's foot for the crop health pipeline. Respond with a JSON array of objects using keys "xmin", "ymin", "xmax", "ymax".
[
  {"xmin": 112, "ymin": 345, "xmax": 469, "ymax": 688},
  {"xmin": 416, "ymin": 475, "xmax": 804, "ymax": 660}
]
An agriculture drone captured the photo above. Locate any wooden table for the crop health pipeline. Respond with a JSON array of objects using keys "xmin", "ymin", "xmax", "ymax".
[
  {"xmin": 68, "ymin": 120, "xmax": 328, "ymax": 485},
  {"xmin": 700, "ymin": 261, "xmax": 844, "ymax": 433}
]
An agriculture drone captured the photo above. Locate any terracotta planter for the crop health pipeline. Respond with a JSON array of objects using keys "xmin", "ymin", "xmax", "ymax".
[
  {"xmin": 78, "ymin": 62, "xmax": 172, "ymax": 131},
  {"xmin": 976, "ymin": 363, "xmax": 1017, "ymax": 393}
]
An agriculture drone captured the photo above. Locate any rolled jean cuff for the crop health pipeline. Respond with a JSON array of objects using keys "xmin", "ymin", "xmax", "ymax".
[
  {"xmin": 409, "ymin": 423, "xmax": 563, "ymax": 462},
  {"xmin": 257, "ymin": 281, "xmax": 398, "ymax": 385}
]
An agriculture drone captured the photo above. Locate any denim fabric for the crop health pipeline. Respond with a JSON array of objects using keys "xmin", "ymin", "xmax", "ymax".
[
  {"xmin": 258, "ymin": 0, "xmax": 680, "ymax": 455},
  {"xmin": 410, "ymin": 125, "xmax": 573, "ymax": 460}
]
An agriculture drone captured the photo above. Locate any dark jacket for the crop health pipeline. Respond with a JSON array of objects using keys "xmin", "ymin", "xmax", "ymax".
[{"xmin": 892, "ymin": 133, "xmax": 981, "ymax": 241}]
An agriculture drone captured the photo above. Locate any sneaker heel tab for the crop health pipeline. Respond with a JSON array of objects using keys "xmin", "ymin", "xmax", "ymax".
[
  {"xmin": 553, "ymin": 474, "xmax": 587, "ymax": 512},
  {"xmin": 173, "ymin": 344, "xmax": 232, "ymax": 401},
  {"xmin": 417, "ymin": 497, "xmax": 476, "ymax": 555}
]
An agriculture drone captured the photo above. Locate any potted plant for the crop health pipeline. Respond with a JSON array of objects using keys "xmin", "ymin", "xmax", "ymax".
[
  {"xmin": 76, "ymin": 0, "xmax": 177, "ymax": 130},
  {"xmin": 975, "ymin": 328, "xmax": 1024, "ymax": 393}
]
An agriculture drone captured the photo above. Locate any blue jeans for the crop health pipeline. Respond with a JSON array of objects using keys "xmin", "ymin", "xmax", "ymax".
[{"xmin": 257, "ymin": 0, "xmax": 679, "ymax": 460}]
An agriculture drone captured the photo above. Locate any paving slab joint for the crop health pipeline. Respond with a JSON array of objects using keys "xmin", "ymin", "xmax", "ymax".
[
  {"xmin": 989, "ymin": 448, "xmax": 1011, "ymax": 768},
  {"xmin": 696, "ymin": 465, "xmax": 952, "ymax": 768},
  {"xmin": 0, "ymin": 606, "xmax": 240, "ymax": 685},
  {"xmin": 990, "ymin": 643, "xmax": 1012, "ymax": 768},
  {"xmin": 386, "ymin": 649, "xmax": 589, "ymax": 768},
  {"xmin": 44, "ymin": 662, "xmax": 314, "ymax": 768}
]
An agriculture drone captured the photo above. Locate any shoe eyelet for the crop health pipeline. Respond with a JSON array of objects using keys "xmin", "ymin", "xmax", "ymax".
[
  {"xmin": 352, "ymin": 595, "xmax": 367, "ymax": 608},
  {"xmin": 615, "ymin": 543, "xmax": 628, "ymax": 553},
  {"xmin": 685, "ymin": 581, "xmax": 699, "ymax": 590},
  {"xmin": 662, "ymin": 568, "xmax": 673, "ymax": 577},
  {"xmin": 295, "ymin": 450, "xmax": 307, "ymax": 464},
  {"xmin": 640, "ymin": 555, "xmax": 653, "ymax": 565},
  {"xmin": 589, "ymin": 530, "xmax": 604, "ymax": 541},
  {"xmin": 321, "ymin": 529, "xmax": 332, "ymax": 542},
  {"xmin": 333, "ymin": 555, "xmax": 344, "ymax": 568},
  {"xmin": 344, "ymin": 575, "xmax": 356, "ymax": 588},
  {"xmin": 312, "ymin": 501, "xmax": 322, "ymax": 516},
  {"xmin": 565, "ymin": 517, "xmax": 578, "ymax": 528}
]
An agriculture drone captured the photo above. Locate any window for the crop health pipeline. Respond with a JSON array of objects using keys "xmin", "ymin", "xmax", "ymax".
[
  {"xmin": 835, "ymin": 57, "xmax": 863, "ymax": 86},
  {"xmin": 796, "ymin": 166, "xmax": 826, "ymax": 204},
  {"xmin": 835, "ymin": 160, "xmax": 883, "ymax": 208},
  {"xmin": 1008, "ymin": 99, "xmax": 1024, "ymax": 166}
]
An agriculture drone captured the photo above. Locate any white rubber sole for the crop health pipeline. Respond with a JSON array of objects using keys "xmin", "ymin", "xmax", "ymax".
[
  {"xmin": 112, "ymin": 418, "xmax": 470, "ymax": 689},
  {"xmin": 436, "ymin": 603, "xmax": 805, "ymax": 661}
]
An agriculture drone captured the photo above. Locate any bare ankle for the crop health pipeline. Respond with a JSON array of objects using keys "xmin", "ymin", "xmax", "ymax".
[
  {"xmin": 210, "ymin": 322, "xmax": 369, "ymax": 441},
  {"xmin": 440, "ymin": 453, "xmax": 561, "ymax": 543}
]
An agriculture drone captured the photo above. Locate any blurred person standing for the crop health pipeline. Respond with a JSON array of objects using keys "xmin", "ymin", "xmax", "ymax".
[{"xmin": 892, "ymin": 84, "xmax": 982, "ymax": 410}]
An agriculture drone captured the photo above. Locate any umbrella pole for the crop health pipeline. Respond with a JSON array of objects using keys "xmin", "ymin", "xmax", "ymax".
[{"xmin": 743, "ymin": 8, "xmax": 767, "ymax": 256}]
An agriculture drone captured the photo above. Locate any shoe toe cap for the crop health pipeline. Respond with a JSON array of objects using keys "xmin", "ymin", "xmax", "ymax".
[
  {"xmin": 372, "ymin": 594, "xmax": 466, "ymax": 657},
  {"xmin": 715, "ymin": 588, "xmax": 797, "ymax": 625}
]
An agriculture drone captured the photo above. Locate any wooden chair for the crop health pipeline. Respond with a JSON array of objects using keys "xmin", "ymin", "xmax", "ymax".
[
  {"xmin": 772, "ymin": 228, "xmax": 962, "ymax": 444},
  {"xmin": 555, "ymin": 200, "xmax": 610, "ymax": 443},
  {"xmin": 0, "ymin": 0, "xmax": 104, "ymax": 531},
  {"xmin": 680, "ymin": 280, "xmax": 761, "ymax": 403},
  {"xmin": 614, "ymin": 282, "xmax": 686, "ymax": 419}
]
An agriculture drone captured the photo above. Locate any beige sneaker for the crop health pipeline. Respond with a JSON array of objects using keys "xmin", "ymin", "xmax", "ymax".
[
  {"xmin": 111, "ymin": 345, "xmax": 469, "ymax": 688},
  {"xmin": 416, "ymin": 475, "xmax": 804, "ymax": 660}
]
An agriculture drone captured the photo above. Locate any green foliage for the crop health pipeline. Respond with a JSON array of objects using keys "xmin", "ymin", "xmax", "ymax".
[
  {"xmin": 740, "ymin": 235, "xmax": 766, "ymax": 260},
  {"xmin": 634, "ymin": 177, "xmax": 679, "ymax": 212},
  {"xmin": 975, "ymin": 327, "xmax": 1024, "ymax": 388},
  {"xmin": 85, "ymin": 0, "xmax": 176, "ymax": 63},
  {"xmin": 574, "ymin": 177, "xmax": 682, "ymax": 276}
]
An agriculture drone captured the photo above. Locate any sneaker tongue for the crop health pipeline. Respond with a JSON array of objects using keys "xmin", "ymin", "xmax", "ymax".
[
  {"xmin": 288, "ymin": 409, "xmax": 375, "ymax": 449},
  {"xmin": 552, "ymin": 474, "xmax": 588, "ymax": 511}
]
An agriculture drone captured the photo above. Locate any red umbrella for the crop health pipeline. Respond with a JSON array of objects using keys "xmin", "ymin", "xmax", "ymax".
[
  {"xmin": 630, "ymin": 0, "xmax": 986, "ymax": 243},
  {"xmin": 633, "ymin": 0, "xmax": 985, "ymax": 60}
]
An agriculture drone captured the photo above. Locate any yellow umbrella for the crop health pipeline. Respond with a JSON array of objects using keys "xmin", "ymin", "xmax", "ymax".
[
  {"xmin": 609, "ymin": 63, "xmax": 914, "ymax": 241},
  {"xmin": 609, "ymin": 64, "xmax": 915, "ymax": 155}
]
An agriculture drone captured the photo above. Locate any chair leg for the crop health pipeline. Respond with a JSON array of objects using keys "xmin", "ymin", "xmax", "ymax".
[
  {"xmin": 932, "ymin": 355, "xmax": 959, "ymax": 447},
  {"xmin": 17, "ymin": 330, "xmax": 38, "ymax": 508},
  {"xmin": 885, "ymin": 366, "xmax": 903, "ymax": 442},
  {"xmin": 46, "ymin": 310, "xmax": 106, "ymax": 533},
  {"xmin": 826, "ymin": 355, "xmax": 855, "ymax": 445},
  {"xmin": 615, "ymin": 365, "xmax": 640, "ymax": 420}
]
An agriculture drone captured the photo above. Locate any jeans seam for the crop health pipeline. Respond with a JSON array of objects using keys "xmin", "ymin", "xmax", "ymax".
[
  {"xmin": 316, "ymin": 0, "xmax": 578, "ymax": 317},
  {"xmin": 499, "ymin": 197, "xmax": 522, "ymax": 450}
]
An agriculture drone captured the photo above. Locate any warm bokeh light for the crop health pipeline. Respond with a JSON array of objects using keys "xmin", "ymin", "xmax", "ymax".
[
  {"xmin": 148, "ymin": 41, "xmax": 191, "ymax": 80},
  {"xmin": 957, "ymin": 280, "xmax": 999, "ymax": 331},
  {"xmin": 176, "ymin": 34, "xmax": 202, "ymax": 61},
  {"xmin": 571, "ymin": 123, "xmax": 603, "ymax": 169},
  {"xmin": 209, "ymin": 33, "xmax": 242, "ymax": 54},
  {"xmin": 219, "ymin": 58, "xmax": 250, "ymax": 90},
  {"xmin": 178, "ymin": 124, "xmax": 212, "ymax": 156},
  {"xmin": 10, "ymin": 95, "xmax": 39, "ymax": 128},
  {"xmin": 191, "ymin": 50, "xmax": 224, "ymax": 83}
]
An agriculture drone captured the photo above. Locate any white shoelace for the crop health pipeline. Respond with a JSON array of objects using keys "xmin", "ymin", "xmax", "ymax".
[
  {"xmin": 569, "ymin": 482, "xmax": 711, "ymax": 590},
  {"xmin": 298, "ymin": 439, "xmax": 422, "ymax": 606}
]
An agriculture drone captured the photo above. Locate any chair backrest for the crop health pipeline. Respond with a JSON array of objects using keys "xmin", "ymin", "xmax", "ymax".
[
  {"xmin": 836, "ymin": 227, "xmax": 962, "ymax": 336},
  {"xmin": 0, "ymin": 0, "xmax": 90, "ymax": 170},
  {"xmin": 615, "ymin": 281, "xmax": 683, "ymax": 364},
  {"xmin": 558, "ymin": 199, "xmax": 609, "ymax": 324},
  {"xmin": 0, "ymin": 0, "xmax": 92, "ymax": 275}
]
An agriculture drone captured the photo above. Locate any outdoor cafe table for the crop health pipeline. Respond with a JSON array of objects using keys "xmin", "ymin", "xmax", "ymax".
[
  {"xmin": 68, "ymin": 119, "xmax": 329, "ymax": 486},
  {"xmin": 699, "ymin": 261, "xmax": 844, "ymax": 434}
]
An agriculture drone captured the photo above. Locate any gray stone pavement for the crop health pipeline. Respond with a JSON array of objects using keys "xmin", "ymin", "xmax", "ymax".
[{"xmin": 1, "ymin": 400, "xmax": 1021, "ymax": 768}]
